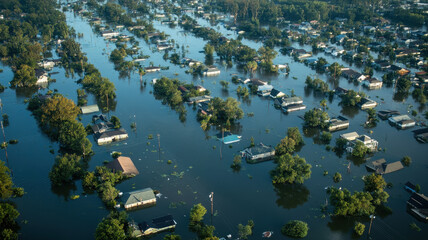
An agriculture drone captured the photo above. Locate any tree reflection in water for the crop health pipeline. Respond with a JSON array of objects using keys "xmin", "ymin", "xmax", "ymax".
[{"xmin": 274, "ymin": 183, "xmax": 309, "ymax": 209}]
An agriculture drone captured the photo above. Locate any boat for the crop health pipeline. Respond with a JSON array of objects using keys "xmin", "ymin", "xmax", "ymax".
[{"xmin": 262, "ymin": 231, "xmax": 273, "ymax": 238}]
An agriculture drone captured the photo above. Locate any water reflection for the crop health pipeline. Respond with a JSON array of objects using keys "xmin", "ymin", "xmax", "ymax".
[
  {"xmin": 327, "ymin": 216, "xmax": 358, "ymax": 233},
  {"xmin": 274, "ymin": 183, "xmax": 310, "ymax": 209},
  {"xmin": 340, "ymin": 106, "xmax": 359, "ymax": 118},
  {"xmin": 15, "ymin": 87, "xmax": 38, "ymax": 99},
  {"xmin": 51, "ymin": 182, "xmax": 77, "ymax": 201}
]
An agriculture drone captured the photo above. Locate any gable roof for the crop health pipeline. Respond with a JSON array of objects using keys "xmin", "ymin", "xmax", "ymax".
[
  {"xmin": 107, "ymin": 156, "xmax": 139, "ymax": 176},
  {"xmin": 125, "ymin": 188, "xmax": 155, "ymax": 206}
]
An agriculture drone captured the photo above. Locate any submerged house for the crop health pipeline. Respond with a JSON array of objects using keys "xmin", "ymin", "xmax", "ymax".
[
  {"xmin": 283, "ymin": 103, "xmax": 306, "ymax": 113},
  {"xmin": 145, "ymin": 66, "xmax": 161, "ymax": 72},
  {"xmin": 413, "ymin": 128, "xmax": 428, "ymax": 143},
  {"xmin": 274, "ymin": 96, "xmax": 303, "ymax": 108},
  {"xmin": 363, "ymin": 78, "xmax": 383, "ymax": 89},
  {"xmin": 132, "ymin": 215, "xmax": 177, "ymax": 237},
  {"xmin": 35, "ymin": 69, "xmax": 49, "ymax": 85},
  {"xmin": 359, "ymin": 97, "xmax": 377, "ymax": 109},
  {"xmin": 106, "ymin": 156, "xmax": 139, "ymax": 177},
  {"xmin": 378, "ymin": 110, "xmax": 400, "ymax": 120},
  {"xmin": 365, "ymin": 159, "xmax": 404, "ymax": 175},
  {"xmin": 407, "ymin": 192, "xmax": 428, "ymax": 221},
  {"xmin": 388, "ymin": 115, "xmax": 416, "ymax": 129},
  {"xmin": 328, "ymin": 116, "xmax": 349, "ymax": 132},
  {"xmin": 94, "ymin": 128, "xmax": 129, "ymax": 145},
  {"xmin": 257, "ymin": 84, "xmax": 274, "ymax": 96},
  {"xmin": 80, "ymin": 104, "xmax": 99, "ymax": 114},
  {"xmin": 340, "ymin": 132, "xmax": 360, "ymax": 141},
  {"xmin": 203, "ymin": 67, "xmax": 220, "ymax": 76},
  {"xmin": 242, "ymin": 143, "xmax": 275, "ymax": 163},
  {"xmin": 124, "ymin": 188, "xmax": 156, "ymax": 210},
  {"xmin": 269, "ymin": 88, "xmax": 285, "ymax": 99},
  {"xmin": 346, "ymin": 134, "xmax": 379, "ymax": 153}
]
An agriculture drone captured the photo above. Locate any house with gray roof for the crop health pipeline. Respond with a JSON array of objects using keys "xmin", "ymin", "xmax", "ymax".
[{"xmin": 124, "ymin": 188, "xmax": 156, "ymax": 210}]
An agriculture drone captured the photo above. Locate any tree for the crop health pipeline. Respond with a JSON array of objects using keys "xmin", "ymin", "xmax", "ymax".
[
  {"xmin": 320, "ymin": 99, "xmax": 327, "ymax": 111},
  {"xmin": 329, "ymin": 187, "xmax": 375, "ymax": 216},
  {"xmin": 220, "ymin": 80, "xmax": 229, "ymax": 89},
  {"xmin": 10, "ymin": 64, "xmax": 36, "ymax": 87},
  {"xmin": 303, "ymin": 108, "xmax": 330, "ymax": 128},
  {"xmin": 287, "ymin": 127, "xmax": 304, "ymax": 145},
  {"xmin": 401, "ymin": 156, "xmax": 411, "ymax": 167},
  {"xmin": 333, "ymin": 172, "xmax": 342, "ymax": 183},
  {"xmin": 110, "ymin": 116, "xmax": 121, "ymax": 129},
  {"xmin": 49, "ymin": 154, "xmax": 84, "ymax": 186},
  {"xmin": 237, "ymin": 223, "xmax": 252, "ymax": 239},
  {"xmin": 351, "ymin": 141, "xmax": 368, "ymax": 158},
  {"xmin": 190, "ymin": 203, "xmax": 207, "ymax": 223},
  {"xmin": 38, "ymin": 95, "xmax": 80, "ymax": 133},
  {"xmin": 281, "ymin": 220, "xmax": 308, "ymax": 238},
  {"xmin": 164, "ymin": 234, "xmax": 181, "ymax": 240},
  {"xmin": 245, "ymin": 61, "xmax": 258, "ymax": 75},
  {"xmin": 329, "ymin": 62, "xmax": 342, "ymax": 78},
  {"xmin": 354, "ymin": 222, "xmax": 365, "ymax": 236},
  {"xmin": 0, "ymin": 203, "xmax": 20, "ymax": 240},
  {"xmin": 95, "ymin": 217, "xmax": 126, "ymax": 240},
  {"xmin": 340, "ymin": 90, "xmax": 362, "ymax": 107},
  {"xmin": 275, "ymin": 136, "xmax": 296, "ymax": 156},
  {"xmin": 231, "ymin": 155, "xmax": 242, "ymax": 170},
  {"xmin": 0, "ymin": 161, "xmax": 14, "ymax": 199},
  {"xmin": 204, "ymin": 43, "xmax": 214, "ymax": 57},
  {"xmin": 58, "ymin": 120, "xmax": 92, "ymax": 155},
  {"xmin": 320, "ymin": 131, "xmax": 332, "ymax": 144},
  {"xmin": 363, "ymin": 174, "xmax": 386, "ymax": 193},
  {"xmin": 271, "ymin": 154, "xmax": 312, "ymax": 184}
]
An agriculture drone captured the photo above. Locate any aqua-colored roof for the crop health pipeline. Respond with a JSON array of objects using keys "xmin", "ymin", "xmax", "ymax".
[{"xmin": 219, "ymin": 135, "xmax": 241, "ymax": 144}]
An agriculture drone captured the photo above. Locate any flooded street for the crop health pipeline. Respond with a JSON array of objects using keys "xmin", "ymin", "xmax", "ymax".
[{"xmin": 1, "ymin": 5, "xmax": 427, "ymax": 240}]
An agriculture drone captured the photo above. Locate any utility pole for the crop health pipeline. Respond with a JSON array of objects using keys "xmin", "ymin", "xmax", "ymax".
[{"xmin": 368, "ymin": 215, "xmax": 375, "ymax": 237}]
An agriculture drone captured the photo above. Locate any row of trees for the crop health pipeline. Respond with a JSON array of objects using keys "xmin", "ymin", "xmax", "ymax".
[
  {"xmin": 329, "ymin": 173, "xmax": 390, "ymax": 216},
  {"xmin": 1, "ymin": 160, "xmax": 24, "ymax": 240}
]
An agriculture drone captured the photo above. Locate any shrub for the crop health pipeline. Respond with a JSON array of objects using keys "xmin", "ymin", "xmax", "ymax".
[
  {"xmin": 281, "ymin": 220, "xmax": 308, "ymax": 238},
  {"xmin": 354, "ymin": 222, "xmax": 365, "ymax": 236}
]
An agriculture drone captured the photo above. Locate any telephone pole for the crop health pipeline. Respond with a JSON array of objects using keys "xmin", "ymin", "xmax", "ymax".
[{"xmin": 368, "ymin": 215, "xmax": 375, "ymax": 237}]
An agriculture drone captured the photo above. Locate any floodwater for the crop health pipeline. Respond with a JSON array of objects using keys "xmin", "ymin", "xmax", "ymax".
[{"xmin": 1, "ymin": 6, "xmax": 427, "ymax": 240}]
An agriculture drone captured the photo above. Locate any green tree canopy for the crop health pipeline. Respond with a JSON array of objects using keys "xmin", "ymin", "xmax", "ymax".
[
  {"xmin": 10, "ymin": 64, "xmax": 36, "ymax": 88},
  {"xmin": 303, "ymin": 108, "xmax": 330, "ymax": 128},
  {"xmin": 189, "ymin": 203, "xmax": 207, "ymax": 223},
  {"xmin": 49, "ymin": 154, "xmax": 84, "ymax": 186},
  {"xmin": 58, "ymin": 120, "xmax": 92, "ymax": 155},
  {"xmin": 38, "ymin": 95, "xmax": 80, "ymax": 133},
  {"xmin": 271, "ymin": 153, "xmax": 311, "ymax": 184},
  {"xmin": 281, "ymin": 220, "xmax": 308, "ymax": 238},
  {"xmin": 95, "ymin": 217, "xmax": 126, "ymax": 240}
]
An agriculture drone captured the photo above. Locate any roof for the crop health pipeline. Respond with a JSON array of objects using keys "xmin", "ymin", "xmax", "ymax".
[
  {"xmin": 389, "ymin": 114, "xmax": 411, "ymax": 122},
  {"xmin": 81, "ymin": 105, "xmax": 100, "ymax": 114},
  {"xmin": 152, "ymin": 215, "xmax": 176, "ymax": 228},
  {"xmin": 282, "ymin": 96, "xmax": 303, "ymax": 104},
  {"xmin": 125, "ymin": 188, "xmax": 155, "ymax": 206},
  {"xmin": 219, "ymin": 134, "xmax": 241, "ymax": 144},
  {"xmin": 106, "ymin": 156, "xmax": 139, "ymax": 176},
  {"xmin": 383, "ymin": 161, "xmax": 404, "ymax": 174},
  {"xmin": 408, "ymin": 192, "xmax": 428, "ymax": 209},
  {"xmin": 95, "ymin": 128, "xmax": 128, "ymax": 139},
  {"xmin": 247, "ymin": 143, "xmax": 274, "ymax": 155},
  {"xmin": 257, "ymin": 85, "xmax": 273, "ymax": 91},
  {"xmin": 341, "ymin": 132, "xmax": 359, "ymax": 141},
  {"xmin": 356, "ymin": 135, "xmax": 373, "ymax": 143},
  {"xmin": 366, "ymin": 159, "xmax": 403, "ymax": 174}
]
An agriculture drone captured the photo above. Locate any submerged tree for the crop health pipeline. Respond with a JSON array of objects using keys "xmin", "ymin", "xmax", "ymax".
[{"xmin": 271, "ymin": 154, "xmax": 311, "ymax": 184}]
